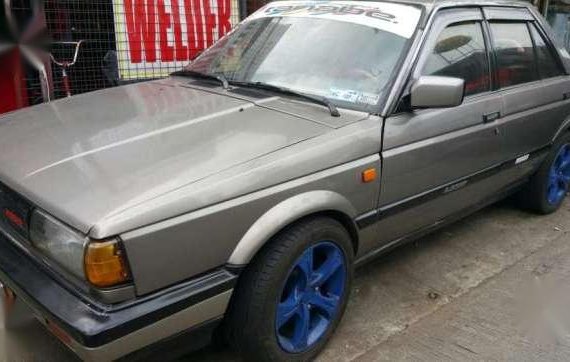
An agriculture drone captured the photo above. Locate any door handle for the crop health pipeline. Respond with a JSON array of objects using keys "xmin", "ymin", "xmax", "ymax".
[
  {"xmin": 563, "ymin": 92, "xmax": 570, "ymax": 100},
  {"xmin": 483, "ymin": 111, "xmax": 501, "ymax": 123}
]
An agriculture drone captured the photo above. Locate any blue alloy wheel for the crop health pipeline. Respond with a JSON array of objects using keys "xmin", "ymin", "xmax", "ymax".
[
  {"xmin": 275, "ymin": 241, "xmax": 347, "ymax": 353},
  {"xmin": 547, "ymin": 143, "xmax": 570, "ymax": 205}
]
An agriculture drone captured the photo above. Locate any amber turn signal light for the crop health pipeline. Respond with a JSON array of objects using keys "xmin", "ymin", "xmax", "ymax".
[
  {"xmin": 361, "ymin": 168, "xmax": 377, "ymax": 183},
  {"xmin": 85, "ymin": 239, "xmax": 130, "ymax": 288}
]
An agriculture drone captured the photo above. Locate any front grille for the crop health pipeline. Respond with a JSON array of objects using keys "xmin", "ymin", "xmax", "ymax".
[{"xmin": 0, "ymin": 182, "xmax": 33, "ymax": 240}]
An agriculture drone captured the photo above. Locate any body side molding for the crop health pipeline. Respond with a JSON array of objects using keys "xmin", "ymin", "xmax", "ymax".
[{"xmin": 356, "ymin": 144, "xmax": 551, "ymax": 229}]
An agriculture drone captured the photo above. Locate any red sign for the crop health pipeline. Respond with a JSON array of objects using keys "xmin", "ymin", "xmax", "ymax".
[{"xmin": 113, "ymin": 0, "xmax": 239, "ymax": 78}]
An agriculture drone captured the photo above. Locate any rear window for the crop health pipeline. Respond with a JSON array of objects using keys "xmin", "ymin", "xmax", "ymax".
[
  {"xmin": 529, "ymin": 23, "xmax": 565, "ymax": 79},
  {"xmin": 490, "ymin": 22, "xmax": 538, "ymax": 88}
]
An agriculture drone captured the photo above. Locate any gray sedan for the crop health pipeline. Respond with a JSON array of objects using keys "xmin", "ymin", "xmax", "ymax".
[{"xmin": 1, "ymin": 0, "xmax": 570, "ymax": 361}]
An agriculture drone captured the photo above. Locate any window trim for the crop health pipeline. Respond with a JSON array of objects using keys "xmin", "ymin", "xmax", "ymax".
[
  {"xmin": 526, "ymin": 22, "xmax": 542, "ymax": 81},
  {"xmin": 483, "ymin": 7, "xmax": 534, "ymax": 21},
  {"xmin": 481, "ymin": 18, "xmax": 498, "ymax": 91}
]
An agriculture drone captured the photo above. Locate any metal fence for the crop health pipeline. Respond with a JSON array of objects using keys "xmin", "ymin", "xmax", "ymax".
[
  {"xmin": 1, "ymin": 0, "xmax": 258, "ymax": 111},
  {"xmin": 45, "ymin": 0, "xmax": 118, "ymax": 100}
]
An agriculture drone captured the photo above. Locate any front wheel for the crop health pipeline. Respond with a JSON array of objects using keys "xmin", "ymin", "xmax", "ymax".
[
  {"xmin": 226, "ymin": 217, "xmax": 354, "ymax": 361},
  {"xmin": 519, "ymin": 133, "xmax": 570, "ymax": 214}
]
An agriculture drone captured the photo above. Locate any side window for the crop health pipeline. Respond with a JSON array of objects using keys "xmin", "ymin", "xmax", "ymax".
[
  {"xmin": 529, "ymin": 23, "xmax": 565, "ymax": 79},
  {"xmin": 490, "ymin": 22, "xmax": 538, "ymax": 88},
  {"xmin": 422, "ymin": 22, "xmax": 490, "ymax": 96}
]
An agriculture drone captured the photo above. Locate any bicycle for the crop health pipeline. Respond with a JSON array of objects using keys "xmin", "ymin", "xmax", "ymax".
[{"xmin": 49, "ymin": 40, "xmax": 83, "ymax": 98}]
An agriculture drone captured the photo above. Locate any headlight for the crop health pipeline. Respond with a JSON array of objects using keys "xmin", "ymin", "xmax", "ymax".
[
  {"xmin": 29, "ymin": 209, "xmax": 131, "ymax": 287},
  {"xmin": 30, "ymin": 209, "xmax": 87, "ymax": 278}
]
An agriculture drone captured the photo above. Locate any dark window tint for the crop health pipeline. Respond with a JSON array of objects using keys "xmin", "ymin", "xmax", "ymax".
[
  {"xmin": 490, "ymin": 22, "xmax": 538, "ymax": 87},
  {"xmin": 423, "ymin": 22, "xmax": 490, "ymax": 96},
  {"xmin": 529, "ymin": 23, "xmax": 565, "ymax": 79}
]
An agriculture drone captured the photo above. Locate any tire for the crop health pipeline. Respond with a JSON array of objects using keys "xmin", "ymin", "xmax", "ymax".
[
  {"xmin": 225, "ymin": 217, "xmax": 354, "ymax": 362},
  {"xmin": 519, "ymin": 132, "xmax": 570, "ymax": 214}
]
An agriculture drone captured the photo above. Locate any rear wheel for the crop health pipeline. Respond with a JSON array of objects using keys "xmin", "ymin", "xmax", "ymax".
[
  {"xmin": 519, "ymin": 133, "xmax": 570, "ymax": 214},
  {"xmin": 226, "ymin": 217, "xmax": 353, "ymax": 361}
]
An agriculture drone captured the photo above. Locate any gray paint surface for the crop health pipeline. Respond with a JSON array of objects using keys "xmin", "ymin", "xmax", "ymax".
[
  {"xmin": 4, "ymin": 200, "xmax": 570, "ymax": 361},
  {"xmin": 376, "ymin": 2, "xmax": 570, "ymax": 252},
  {"xmin": 1, "ymin": 1, "xmax": 570, "ymax": 359},
  {"xmin": 0, "ymin": 0, "xmax": 568, "ymax": 297},
  {"xmin": 0, "ymin": 77, "xmax": 366, "ymax": 236},
  {"xmin": 123, "ymin": 155, "xmax": 380, "ymax": 295}
]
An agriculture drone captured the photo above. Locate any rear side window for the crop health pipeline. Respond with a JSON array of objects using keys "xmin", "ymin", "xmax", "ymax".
[
  {"xmin": 422, "ymin": 22, "xmax": 490, "ymax": 96},
  {"xmin": 490, "ymin": 22, "xmax": 538, "ymax": 88},
  {"xmin": 529, "ymin": 23, "xmax": 565, "ymax": 79}
]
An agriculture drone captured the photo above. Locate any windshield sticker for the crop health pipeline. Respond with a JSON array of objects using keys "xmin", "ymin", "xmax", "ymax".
[
  {"xmin": 328, "ymin": 89, "xmax": 381, "ymax": 105},
  {"xmin": 356, "ymin": 92, "xmax": 381, "ymax": 105},
  {"xmin": 246, "ymin": 1, "xmax": 421, "ymax": 38},
  {"xmin": 329, "ymin": 88, "xmax": 359, "ymax": 103}
]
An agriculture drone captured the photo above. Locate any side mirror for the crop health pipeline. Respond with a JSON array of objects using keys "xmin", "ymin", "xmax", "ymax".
[{"xmin": 410, "ymin": 76, "xmax": 465, "ymax": 109}]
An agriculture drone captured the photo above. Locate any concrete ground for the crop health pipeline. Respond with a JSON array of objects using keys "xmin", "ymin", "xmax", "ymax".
[{"xmin": 2, "ymin": 197, "xmax": 570, "ymax": 361}]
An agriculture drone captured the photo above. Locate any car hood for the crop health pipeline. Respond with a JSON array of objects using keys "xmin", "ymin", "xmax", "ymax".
[{"xmin": 0, "ymin": 78, "xmax": 366, "ymax": 234}]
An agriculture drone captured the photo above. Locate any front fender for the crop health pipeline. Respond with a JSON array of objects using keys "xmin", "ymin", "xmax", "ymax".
[{"xmin": 227, "ymin": 190, "xmax": 357, "ymax": 266}]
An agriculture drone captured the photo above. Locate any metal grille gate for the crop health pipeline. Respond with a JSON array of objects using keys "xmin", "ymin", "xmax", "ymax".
[{"xmin": 1, "ymin": 0, "xmax": 253, "ymax": 112}]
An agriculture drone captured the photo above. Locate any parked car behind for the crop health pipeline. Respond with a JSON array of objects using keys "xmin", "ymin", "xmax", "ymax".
[{"xmin": 1, "ymin": 0, "xmax": 570, "ymax": 360}]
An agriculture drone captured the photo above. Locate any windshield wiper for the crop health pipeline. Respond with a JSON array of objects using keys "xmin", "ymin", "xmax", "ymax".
[
  {"xmin": 172, "ymin": 70, "xmax": 229, "ymax": 89},
  {"xmin": 231, "ymin": 81, "xmax": 340, "ymax": 117}
]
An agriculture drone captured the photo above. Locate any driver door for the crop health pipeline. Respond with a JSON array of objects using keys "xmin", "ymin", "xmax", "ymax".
[{"xmin": 371, "ymin": 8, "xmax": 508, "ymax": 249}]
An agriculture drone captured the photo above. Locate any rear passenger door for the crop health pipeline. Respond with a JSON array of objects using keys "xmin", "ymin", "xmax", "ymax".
[
  {"xmin": 486, "ymin": 7, "xmax": 570, "ymax": 167},
  {"xmin": 374, "ymin": 8, "xmax": 507, "ymax": 249}
]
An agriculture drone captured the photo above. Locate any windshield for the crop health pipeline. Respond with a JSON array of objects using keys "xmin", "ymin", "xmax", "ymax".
[{"xmin": 184, "ymin": 1, "xmax": 422, "ymax": 112}]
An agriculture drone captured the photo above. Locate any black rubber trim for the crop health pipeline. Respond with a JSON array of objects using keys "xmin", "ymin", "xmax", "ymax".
[
  {"xmin": 0, "ymin": 233, "xmax": 236, "ymax": 348},
  {"xmin": 354, "ymin": 210, "xmax": 378, "ymax": 229},
  {"xmin": 228, "ymin": 87, "xmax": 273, "ymax": 99},
  {"xmin": 356, "ymin": 145, "xmax": 551, "ymax": 229},
  {"xmin": 118, "ymin": 317, "xmax": 222, "ymax": 361}
]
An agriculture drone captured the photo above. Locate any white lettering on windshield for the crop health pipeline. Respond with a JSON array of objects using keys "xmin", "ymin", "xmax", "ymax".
[
  {"xmin": 247, "ymin": 1, "xmax": 422, "ymax": 39},
  {"xmin": 264, "ymin": 4, "xmax": 398, "ymax": 24}
]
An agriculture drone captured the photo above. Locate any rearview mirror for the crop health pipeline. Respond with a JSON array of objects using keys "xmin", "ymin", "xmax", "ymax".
[{"xmin": 410, "ymin": 76, "xmax": 465, "ymax": 109}]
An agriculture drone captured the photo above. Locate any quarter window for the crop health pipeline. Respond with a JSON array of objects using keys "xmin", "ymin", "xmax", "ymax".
[
  {"xmin": 490, "ymin": 22, "xmax": 538, "ymax": 87},
  {"xmin": 422, "ymin": 22, "xmax": 490, "ymax": 96},
  {"xmin": 529, "ymin": 23, "xmax": 565, "ymax": 79}
]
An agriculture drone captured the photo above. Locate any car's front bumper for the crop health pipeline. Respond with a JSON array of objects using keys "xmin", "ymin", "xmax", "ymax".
[{"xmin": 0, "ymin": 231, "xmax": 237, "ymax": 361}]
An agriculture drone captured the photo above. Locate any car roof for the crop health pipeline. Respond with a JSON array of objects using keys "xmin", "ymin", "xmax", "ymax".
[
  {"xmin": 363, "ymin": 0, "xmax": 531, "ymax": 12},
  {"xmin": 279, "ymin": 0, "xmax": 530, "ymax": 12}
]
